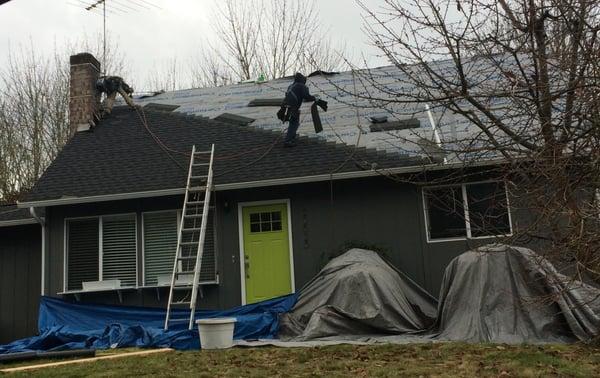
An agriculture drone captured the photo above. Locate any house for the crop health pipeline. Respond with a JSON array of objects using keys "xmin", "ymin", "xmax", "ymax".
[{"xmin": 1, "ymin": 53, "xmax": 517, "ymax": 342}]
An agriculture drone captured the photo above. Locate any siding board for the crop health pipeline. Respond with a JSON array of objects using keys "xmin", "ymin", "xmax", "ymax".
[{"xmin": 0, "ymin": 224, "xmax": 41, "ymax": 344}]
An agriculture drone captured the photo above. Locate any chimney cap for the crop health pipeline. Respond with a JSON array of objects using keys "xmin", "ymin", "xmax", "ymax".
[{"xmin": 69, "ymin": 53, "xmax": 100, "ymax": 70}]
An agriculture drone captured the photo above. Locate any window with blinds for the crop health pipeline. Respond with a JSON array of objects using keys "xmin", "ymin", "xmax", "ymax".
[
  {"xmin": 67, "ymin": 218, "xmax": 100, "ymax": 291},
  {"xmin": 102, "ymin": 215, "xmax": 137, "ymax": 287},
  {"xmin": 199, "ymin": 211, "xmax": 217, "ymax": 282},
  {"xmin": 143, "ymin": 211, "xmax": 178, "ymax": 286},
  {"xmin": 143, "ymin": 210, "xmax": 218, "ymax": 286}
]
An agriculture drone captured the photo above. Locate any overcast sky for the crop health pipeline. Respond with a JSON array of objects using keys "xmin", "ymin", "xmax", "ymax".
[{"xmin": 0, "ymin": 0, "xmax": 387, "ymax": 91}]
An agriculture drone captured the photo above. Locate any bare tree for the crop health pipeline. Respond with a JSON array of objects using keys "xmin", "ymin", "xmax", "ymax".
[
  {"xmin": 354, "ymin": 0, "xmax": 600, "ymax": 280},
  {"xmin": 144, "ymin": 57, "xmax": 187, "ymax": 92},
  {"xmin": 0, "ymin": 36, "xmax": 127, "ymax": 202},
  {"xmin": 189, "ymin": 49, "xmax": 234, "ymax": 88},
  {"xmin": 209, "ymin": 0, "xmax": 347, "ymax": 82}
]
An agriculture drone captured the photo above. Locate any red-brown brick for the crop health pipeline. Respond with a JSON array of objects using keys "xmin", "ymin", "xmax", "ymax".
[{"xmin": 69, "ymin": 53, "xmax": 101, "ymax": 133}]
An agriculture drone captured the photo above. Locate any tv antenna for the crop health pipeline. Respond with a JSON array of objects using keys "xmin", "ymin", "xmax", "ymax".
[{"xmin": 67, "ymin": 0, "xmax": 162, "ymax": 74}]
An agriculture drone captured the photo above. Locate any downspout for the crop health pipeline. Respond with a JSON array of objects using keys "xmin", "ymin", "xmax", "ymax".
[{"xmin": 29, "ymin": 207, "xmax": 45, "ymax": 296}]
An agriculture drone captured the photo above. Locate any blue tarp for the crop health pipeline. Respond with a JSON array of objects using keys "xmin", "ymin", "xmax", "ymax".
[{"xmin": 0, "ymin": 295, "xmax": 296, "ymax": 353}]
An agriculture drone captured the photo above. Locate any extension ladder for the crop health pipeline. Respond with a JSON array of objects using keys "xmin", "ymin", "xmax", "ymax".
[{"xmin": 164, "ymin": 144, "xmax": 215, "ymax": 330}]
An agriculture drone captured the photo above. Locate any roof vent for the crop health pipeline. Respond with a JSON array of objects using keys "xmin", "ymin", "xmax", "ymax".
[
  {"xmin": 369, "ymin": 118, "xmax": 420, "ymax": 132},
  {"xmin": 247, "ymin": 98, "xmax": 284, "ymax": 107},
  {"xmin": 143, "ymin": 103, "xmax": 180, "ymax": 112},
  {"xmin": 369, "ymin": 116, "xmax": 388, "ymax": 124},
  {"xmin": 308, "ymin": 70, "xmax": 340, "ymax": 77},
  {"xmin": 213, "ymin": 113, "xmax": 255, "ymax": 126}
]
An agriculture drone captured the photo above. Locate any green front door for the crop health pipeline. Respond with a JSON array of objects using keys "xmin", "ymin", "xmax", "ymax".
[{"xmin": 242, "ymin": 203, "xmax": 292, "ymax": 304}]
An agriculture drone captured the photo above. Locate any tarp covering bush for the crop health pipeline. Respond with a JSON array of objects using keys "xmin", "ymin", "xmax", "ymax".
[
  {"xmin": 433, "ymin": 244, "xmax": 600, "ymax": 343},
  {"xmin": 279, "ymin": 248, "xmax": 437, "ymax": 340},
  {"xmin": 279, "ymin": 245, "xmax": 600, "ymax": 343}
]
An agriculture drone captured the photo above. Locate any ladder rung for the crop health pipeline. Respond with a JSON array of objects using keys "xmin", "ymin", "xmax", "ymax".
[
  {"xmin": 172, "ymin": 285, "xmax": 193, "ymax": 290},
  {"xmin": 180, "ymin": 241, "xmax": 198, "ymax": 246},
  {"xmin": 186, "ymin": 200, "xmax": 204, "ymax": 205},
  {"xmin": 183, "ymin": 214, "xmax": 203, "ymax": 218},
  {"xmin": 176, "ymin": 271, "xmax": 195, "ymax": 275},
  {"xmin": 190, "ymin": 175, "xmax": 208, "ymax": 180},
  {"xmin": 172, "ymin": 300, "xmax": 191, "ymax": 305},
  {"xmin": 182, "ymin": 227, "xmax": 202, "ymax": 232},
  {"xmin": 177, "ymin": 256, "xmax": 196, "ymax": 260},
  {"xmin": 194, "ymin": 150, "xmax": 212, "ymax": 154},
  {"xmin": 188, "ymin": 186, "xmax": 206, "ymax": 192},
  {"xmin": 168, "ymin": 318, "xmax": 191, "ymax": 323}
]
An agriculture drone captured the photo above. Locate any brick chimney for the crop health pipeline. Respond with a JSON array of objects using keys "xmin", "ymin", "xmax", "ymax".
[{"xmin": 69, "ymin": 53, "xmax": 101, "ymax": 133}]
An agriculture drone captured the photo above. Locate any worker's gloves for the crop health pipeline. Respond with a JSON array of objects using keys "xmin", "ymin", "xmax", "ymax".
[{"xmin": 316, "ymin": 99, "xmax": 328, "ymax": 112}]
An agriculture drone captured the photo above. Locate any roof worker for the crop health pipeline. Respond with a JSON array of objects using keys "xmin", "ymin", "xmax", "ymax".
[
  {"xmin": 96, "ymin": 76, "xmax": 136, "ymax": 115},
  {"xmin": 278, "ymin": 72, "xmax": 327, "ymax": 147}
]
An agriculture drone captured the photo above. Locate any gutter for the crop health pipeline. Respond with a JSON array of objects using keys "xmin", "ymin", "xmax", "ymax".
[
  {"xmin": 29, "ymin": 207, "xmax": 46, "ymax": 296},
  {"xmin": 17, "ymin": 158, "xmax": 507, "ymax": 208}
]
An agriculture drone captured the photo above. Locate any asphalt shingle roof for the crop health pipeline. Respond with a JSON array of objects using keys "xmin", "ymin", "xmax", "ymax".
[
  {"xmin": 23, "ymin": 107, "xmax": 425, "ymax": 203},
  {"xmin": 0, "ymin": 204, "xmax": 34, "ymax": 223}
]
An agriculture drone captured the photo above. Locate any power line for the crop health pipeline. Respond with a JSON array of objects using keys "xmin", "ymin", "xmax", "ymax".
[
  {"xmin": 131, "ymin": 0, "xmax": 161, "ymax": 10},
  {"xmin": 111, "ymin": 0, "xmax": 138, "ymax": 12}
]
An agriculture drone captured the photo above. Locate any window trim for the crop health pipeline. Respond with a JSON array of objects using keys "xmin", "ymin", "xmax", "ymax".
[
  {"xmin": 63, "ymin": 213, "xmax": 138, "ymax": 292},
  {"xmin": 421, "ymin": 180, "xmax": 513, "ymax": 243}
]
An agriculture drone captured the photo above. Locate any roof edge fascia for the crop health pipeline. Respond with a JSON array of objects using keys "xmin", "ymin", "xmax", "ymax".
[
  {"xmin": 0, "ymin": 218, "xmax": 39, "ymax": 228},
  {"xmin": 18, "ymin": 159, "xmax": 506, "ymax": 208}
]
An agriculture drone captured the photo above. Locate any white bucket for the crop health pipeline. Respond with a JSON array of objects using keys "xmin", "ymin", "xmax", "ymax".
[{"xmin": 196, "ymin": 317, "xmax": 237, "ymax": 349}]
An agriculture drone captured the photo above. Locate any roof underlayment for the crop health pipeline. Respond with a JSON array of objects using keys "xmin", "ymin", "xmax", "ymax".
[{"xmin": 130, "ymin": 57, "xmax": 537, "ymax": 162}]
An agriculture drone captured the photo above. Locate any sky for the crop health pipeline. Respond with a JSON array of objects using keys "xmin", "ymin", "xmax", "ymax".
[{"xmin": 0, "ymin": 0, "xmax": 387, "ymax": 91}]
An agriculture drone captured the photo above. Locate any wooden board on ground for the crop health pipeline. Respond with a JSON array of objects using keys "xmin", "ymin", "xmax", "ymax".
[{"xmin": 0, "ymin": 348, "xmax": 174, "ymax": 373}]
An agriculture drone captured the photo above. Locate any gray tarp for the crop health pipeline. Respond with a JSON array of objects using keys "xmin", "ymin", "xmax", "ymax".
[
  {"xmin": 279, "ymin": 249, "xmax": 437, "ymax": 341},
  {"xmin": 433, "ymin": 244, "xmax": 600, "ymax": 343},
  {"xmin": 275, "ymin": 245, "xmax": 600, "ymax": 345}
]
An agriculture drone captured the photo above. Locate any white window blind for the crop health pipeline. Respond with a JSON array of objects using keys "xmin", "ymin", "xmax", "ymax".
[
  {"xmin": 143, "ymin": 210, "xmax": 218, "ymax": 285},
  {"xmin": 67, "ymin": 218, "xmax": 99, "ymax": 291},
  {"xmin": 143, "ymin": 211, "xmax": 178, "ymax": 286},
  {"xmin": 101, "ymin": 215, "xmax": 137, "ymax": 287}
]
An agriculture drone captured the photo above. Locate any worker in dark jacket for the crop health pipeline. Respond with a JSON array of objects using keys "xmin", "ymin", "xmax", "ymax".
[{"xmin": 282, "ymin": 72, "xmax": 316, "ymax": 147}]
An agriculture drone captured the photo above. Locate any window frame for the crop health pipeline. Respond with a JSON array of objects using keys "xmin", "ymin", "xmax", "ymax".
[
  {"xmin": 63, "ymin": 212, "xmax": 138, "ymax": 292},
  {"xmin": 421, "ymin": 180, "xmax": 513, "ymax": 243}
]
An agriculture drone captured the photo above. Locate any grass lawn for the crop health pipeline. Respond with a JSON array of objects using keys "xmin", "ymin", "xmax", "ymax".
[{"xmin": 1, "ymin": 343, "xmax": 600, "ymax": 377}]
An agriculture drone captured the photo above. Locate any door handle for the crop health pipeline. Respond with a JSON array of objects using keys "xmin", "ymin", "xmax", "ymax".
[{"xmin": 244, "ymin": 255, "xmax": 250, "ymax": 278}]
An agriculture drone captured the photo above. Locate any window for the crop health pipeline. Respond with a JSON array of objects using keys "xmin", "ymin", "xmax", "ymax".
[
  {"xmin": 143, "ymin": 211, "xmax": 178, "ymax": 286},
  {"xmin": 102, "ymin": 215, "xmax": 137, "ymax": 287},
  {"xmin": 66, "ymin": 214, "xmax": 137, "ymax": 291},
  {"xmin": 466, "ymin": 183, "xmax": 511, "ymax": 237},
  {"xmin": 424, "ymin": 186, "xmax": 466, "ymax": 239},
  {"xmin": 250, "ymin": 211, "xmax": 282, "ymax": 233},
  {"xmin": 423, "ymin": 182, "xmax": 511, "ymax": 241},
  {"xmin": 67, "ymin": 218, "xmax": 99, "ymax": 291},
  {"xmin": 142, "ymin": 210, "xmax": 218, "ymax": 285}
]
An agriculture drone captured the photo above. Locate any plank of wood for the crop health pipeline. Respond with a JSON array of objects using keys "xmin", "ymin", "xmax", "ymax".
[{"xmin": 0, "ymin": 348, "xmax": 174, "ymax": 373}]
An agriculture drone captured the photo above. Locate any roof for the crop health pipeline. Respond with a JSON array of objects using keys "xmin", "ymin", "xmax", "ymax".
[
  {"xmin": 21, "ymin": 107, "xmax": 427, "ymax": 205},
  {"xmin": 0, "ymin": 204, "xmax": 38, "ymax": 227},
  {"xmin": 129, "ymin": 62, "xmax": 490, "ymax": 158}
]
